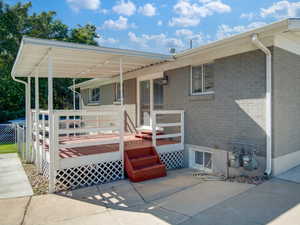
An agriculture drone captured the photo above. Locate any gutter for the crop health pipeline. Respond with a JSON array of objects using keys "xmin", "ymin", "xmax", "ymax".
[{"xmin": 251, "ymin": 34, "xmax": 272, "ymax": 177}]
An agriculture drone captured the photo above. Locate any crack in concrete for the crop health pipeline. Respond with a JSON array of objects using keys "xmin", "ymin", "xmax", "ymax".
[
  {"xmin": 159, "ymin": 205, "xmax": 191, "ymax": 218},
  {"xmin": 129, "ymin": 182, "xmax": 147, "ymax": 203},
  {"xmin": 20, "ymin": 196, "xmax": 32, "ymax": 225}
]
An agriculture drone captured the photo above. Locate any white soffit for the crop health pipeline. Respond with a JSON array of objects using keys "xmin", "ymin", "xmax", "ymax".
[
  {"xmin": 12, "ymin": 37, "xmax": 173, "ymax": 78},
  {"xmin": 274, "ymin": 32, "xmax": 300, "ymax": 56}
]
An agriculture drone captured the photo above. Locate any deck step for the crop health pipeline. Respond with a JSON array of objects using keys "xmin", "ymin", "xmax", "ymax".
[
  {"xmin": 126, "ymin": 147, "xmax": 154, "ymax": 159},
  {"xmin": 135, "ymin": 130, "xmax": 164, "ymax": 141},
  {"xmin": 125, "ymin": 146, "xmax": 166, "ymax": 182},
  {"xmin": 135, "ymin": 133, "xmax": 152, "ymax": 140},
  {"xmin": 131, "ymin": 155, "xmax": 159, "ymax": 169},
  {"xmin": 141, "ymin": 130, "xmax": 164, "ymax": 136}
]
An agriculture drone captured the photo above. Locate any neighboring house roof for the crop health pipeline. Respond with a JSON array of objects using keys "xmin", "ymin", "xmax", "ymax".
[
  {"xmin": 75, "ymin": 18, "xmax": 300, "ymax": 90},
  {"xmin": 8, "ymin": 118, "xmax": 25, "ymax": 125}
]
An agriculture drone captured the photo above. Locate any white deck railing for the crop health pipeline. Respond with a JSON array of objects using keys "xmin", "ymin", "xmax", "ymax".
[
  {"xmin": 31, "ymin": 108, "xmax": 125, "ymax": 192},
  {"xmin": 151, "ymin": 110, "xmax": 184, "ymax": 148}
]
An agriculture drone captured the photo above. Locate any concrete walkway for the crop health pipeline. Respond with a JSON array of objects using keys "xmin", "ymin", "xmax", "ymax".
[
  {"xmin": 0, "ymin": 153, "xmax": 33, "ymax": 199},
  {"xmin": 1, "ymin": 168, "xmax": 300, "ymax": 225},
  {"xmin": 277, "ymin": 165, "xmax": 300, "ymax": 183}
]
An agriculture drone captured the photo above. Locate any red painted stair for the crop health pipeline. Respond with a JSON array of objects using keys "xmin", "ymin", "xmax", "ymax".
[{"xmin": 125, "ymin": 146, "xmax": 167, "ymax": 182}]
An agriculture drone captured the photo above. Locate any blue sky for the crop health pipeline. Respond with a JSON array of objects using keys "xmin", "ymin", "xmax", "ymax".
[{"xmin": 7, "ymin": 0, "xmax": 300, "ymax": 53}]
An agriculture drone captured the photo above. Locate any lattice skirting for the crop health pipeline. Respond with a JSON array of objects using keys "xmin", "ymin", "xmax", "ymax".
[
  {"xmin": 42, "ymin": 159, "xmax": 49, "ymax": 179},
  {"xmin": 55, "ymin": 160, "xmax": 123, "ymax": 191},
  {"xmin": 159, "ymin": 150, "xmax": 184, "ymax": 170}
]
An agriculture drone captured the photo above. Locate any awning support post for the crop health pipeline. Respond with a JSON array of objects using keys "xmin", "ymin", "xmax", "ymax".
[
  {"xmin": 120, "ymin": 58, "xmax": 124, "ymax": 106},
  {"xmin": 48, "ymin": 54, "xmax": 56, "ymax": 193},
  {"xmin": 35, "ymin": 71, "xmax": 41, "ymax": 172},
  {"xmin": 119, "ymin": 57, "xmax": 125, "ymax": 179},
  {"xmin": 25, "ymin": 77, "xmax": 31, "ymax": 163}
]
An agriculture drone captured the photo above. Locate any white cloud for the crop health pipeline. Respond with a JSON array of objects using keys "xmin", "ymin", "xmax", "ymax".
[
  {"xmin": 128, "ymin": 32, "xmax": 148, "ymax": 47},
  {"xmin": 260, "ymin": 0, "xmax": 300, "ymax": 19},
  {"xmin": 103, "ymin": 16, "xmax": 136, "ymax": 30},
  {"xmin": 175, "ymin": 29, "xmax": 206, "ymax": 46},
  {"xmin": 100, "ymin": 8, "xmax": 109, "ymax": 14},
  {"xmin": 66, "ymin": 0, "xmax": 100, "ymax": 11},
  {"xmin": 169, "ymin": 0, "xmax": 231, "ymax": 27},
  {"xmin": 169, "ymin": 16, "xmax": 200, "ymax": 27},
  {"xmin": 112, "ymin": 0, "xmax": 136, "ymax": 16},
  {"xmin": 175, "ymin": 29, "xmax": 194, "ymax": 37},
  {"xmin": 139, "ymin": 3, "xmax": 156, "ymax": 16},
  {"xmin": 216, "ymin": 22, "xmax": 267, "ymax": 40},
  {"xmin": 128, "ymin": 32, "xmax": 185, "ymax": 50},
  {"xmin": 97, "ymin": 37, "xmax": 119, "ymax": 45},
  {"xmin": 157, "ymin": 20, "xmax": 163, "ymax": 26},
  {"xmin": 240, "ymin": 12, "xmax": 255, "ymax": 20}
]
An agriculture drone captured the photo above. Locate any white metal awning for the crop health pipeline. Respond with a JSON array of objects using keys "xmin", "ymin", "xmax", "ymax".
[{"xmin": 12, "ymin": 37, "xmax": 173, "ymax": 78}]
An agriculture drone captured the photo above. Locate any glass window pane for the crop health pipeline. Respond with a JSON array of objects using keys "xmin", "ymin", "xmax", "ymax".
[
  {"xmin": 115, "ymin": 83, "xmax": 121, "ymax": 102},
  {"xmin": 204, "ymin": 152, "xmax": 212, "ymax": 169},
  {"xmin": 195, "ymin": 151, "xmax": 203, "ymax": 165},
  {"xmin": 93, "ymin": 88, "xmax": 100, "ymax": 102},
  {"xmin": 89, "ymin": 88, "xmax": 100, "ymax": 102},
  {"xmin": 204, "ymin": 64, "xmax": 214, "ymax": 92},
  {"xmin": 192, "ymin": 66, "xmax": 202, "ymax": 94}
]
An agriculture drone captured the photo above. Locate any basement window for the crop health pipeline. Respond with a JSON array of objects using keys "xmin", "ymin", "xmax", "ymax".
[
  {"xmin": 190, "ymin": 64, "xmax": 214, "ymax": 95},
  {"xmin": 192, "ymin": 150, "xmax": 212, "ymax": 171}
]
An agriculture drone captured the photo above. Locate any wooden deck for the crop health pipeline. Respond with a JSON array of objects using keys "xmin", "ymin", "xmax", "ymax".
[{"xmin": 58, "ymin": 133, "xmax": 179, "ymax": 159}]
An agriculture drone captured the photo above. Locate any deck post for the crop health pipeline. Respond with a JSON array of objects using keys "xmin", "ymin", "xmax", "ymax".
[
  {"xmin": 48, "ymin": 54, "xmax": 55, "ymax": 193},
  {"xmin": 119, "ymin": 57, "xmax": 125, "ymax": 178},
  {"xmin": 120, "ymin": 58, "xmax": 124, "ymax": 106},
  {"xmin": 152, "ymin": 111, "xmax": 157, "ymax": 147},
  {"xmin": 25, "ymin": 77, "xmax": 31, "ymax": 163},
  {"xmin": 180, "ymin": 111, "xmax": 184, "ymax": 146},
  {"xmin": 35, "ymin": 72, "xmax": 41, "ymax": 172}
]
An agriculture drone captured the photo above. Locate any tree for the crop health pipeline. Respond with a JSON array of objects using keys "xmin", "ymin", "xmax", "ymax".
[
  {"xmin": 69, "ymin": 24, "xmax": 99, "ymax": 45},
  {"xmin": 0, "ymin": 1, "xmax": 98, "ymax": 122}
]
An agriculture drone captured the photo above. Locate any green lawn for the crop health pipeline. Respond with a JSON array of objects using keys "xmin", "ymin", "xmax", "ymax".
[{"xmin": 0, "ymin": 143, "xmax": 18, "ymax": 154}]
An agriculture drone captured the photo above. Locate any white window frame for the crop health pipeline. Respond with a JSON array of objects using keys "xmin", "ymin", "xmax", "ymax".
[
  {"xmin": 88, "ymin": 87, "xmax": 100, "ymax": 104},
  {"xmin": 190, "ymin": 64, "xmax": 214, "ymax": 96},
  {"xmin": 189, "ymin": 147, "xmax": 213, "ymax": 172}
]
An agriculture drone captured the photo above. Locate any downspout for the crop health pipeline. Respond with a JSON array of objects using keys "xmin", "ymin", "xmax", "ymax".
[
  {"xmin": 251, "ymin": 34, "xmax": 272, "ymax": 177},
  {"xmin": 69, "ymin": 86, "xmax": 84, "ymax": 109},
  {"xmin": 11, "ymin": 75, "xmax": 31, "ymax": 162},
  {"xmin": 11, "ymin": 38, "xmax": 32, "ymax": 162}
]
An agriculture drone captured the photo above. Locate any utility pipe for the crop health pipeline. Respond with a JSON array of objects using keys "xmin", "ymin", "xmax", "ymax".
[{"xmin": 251, "ymin": 34, "xmax": 272, "ymax": 177}]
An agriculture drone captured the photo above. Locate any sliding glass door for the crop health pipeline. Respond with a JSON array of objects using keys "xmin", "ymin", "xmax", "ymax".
[
  {"xmin": 138, "ymin": 77, "xmax": 164, "ymax": 128},
  {"xmin": 139, "ymin": 80, "xmax": 151, "ymax": 127}
]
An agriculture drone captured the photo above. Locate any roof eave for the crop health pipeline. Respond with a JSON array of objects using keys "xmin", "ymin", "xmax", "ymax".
[
  {"xmin": 22, "ymin": 37, "xmax": 173, "ymax": 61},
  {"xmin": 175, "ymin": 18, "xmax": 292, "ymax": 58}
]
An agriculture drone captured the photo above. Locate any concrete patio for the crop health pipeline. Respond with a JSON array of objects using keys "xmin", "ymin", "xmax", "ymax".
[{"xmin": 2, "ymin": 168, "xmax": 300, "ymax": 225}]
